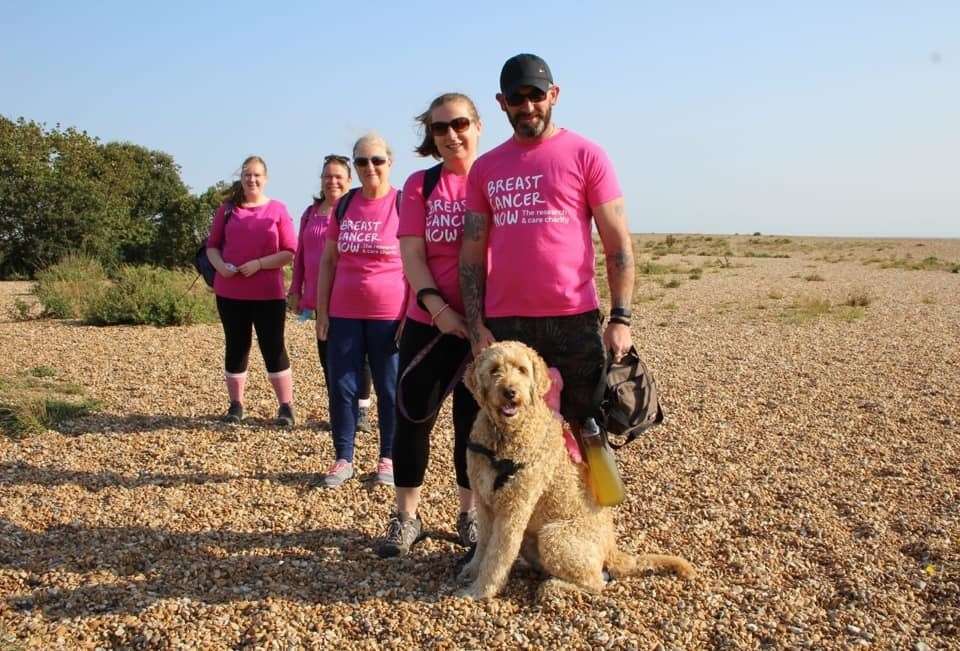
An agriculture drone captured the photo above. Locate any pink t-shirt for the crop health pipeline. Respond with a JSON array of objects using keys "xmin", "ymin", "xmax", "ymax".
[
  {"xmin": 464, "ymin": 129, "xmax": 622, "ymax": 318},
  {"xmin": 289, "ymin": 202, "xmax": 331, "ymax": 311},
  {"xmin": 207, "ymin": 200, "xmax": 297, "ymax": 300},
  {"xmin": 398, "ymin": 167, "xmax": 468, "ymax": 324},
  {"xmin": 326, "ymin": 188, "xmax": 406, "ymax": 320}
]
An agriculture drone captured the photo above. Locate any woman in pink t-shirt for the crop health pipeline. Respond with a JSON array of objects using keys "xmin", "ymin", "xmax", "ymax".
[
  {"xmin": 205, "ymin": 155, "xmax": 298, "ymax": 426},
  {"xmin": 315, "ymin": 133, "xmax": 406, "ymax": 488},
  {"xmin": 376, "ymin": 93, "xmax": 483, "ymax": 557},
  {"xmin": 288, "ymin": 155, "xmax": 373, "ymax": 430}
]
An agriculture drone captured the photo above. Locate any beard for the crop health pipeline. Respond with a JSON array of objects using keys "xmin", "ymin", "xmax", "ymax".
[{"xmin": 509, "ymin": 104, "xmax": 552, "ymax": 138}]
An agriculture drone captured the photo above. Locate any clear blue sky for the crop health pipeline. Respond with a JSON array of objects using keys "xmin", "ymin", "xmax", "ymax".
[{"xmin": 3, "ymin": 1, "xmax": 957, "ymax": 237}]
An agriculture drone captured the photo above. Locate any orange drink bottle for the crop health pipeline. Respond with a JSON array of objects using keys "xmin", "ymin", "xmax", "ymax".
[{"xmin": 581, "ymin": 418, "xmax": 625, "ymax": 506}]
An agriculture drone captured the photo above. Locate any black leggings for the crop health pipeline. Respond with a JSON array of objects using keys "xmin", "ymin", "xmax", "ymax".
[
  {"xmin": 392, "ymin": 318, "xmax": 478, "ymax": 489},
  {"xmin": 317, "ymin": 339, "xmax": 371, "ymax": 401},
  {"xmin": 216, "ymin": 297, "xmax": 290, "ymax": 374}
]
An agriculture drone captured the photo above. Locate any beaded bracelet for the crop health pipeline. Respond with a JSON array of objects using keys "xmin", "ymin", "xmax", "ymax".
[{"xmin": 431, "ymin": 303, "xmax": 451, "ymax": 324}]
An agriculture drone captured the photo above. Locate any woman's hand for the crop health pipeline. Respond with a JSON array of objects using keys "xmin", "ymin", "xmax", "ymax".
[
  {"xmin": 238, "ymin": 258, "xmax": 262, "ymax": 277},
  {"xmin": 218, "ymin": 263, "xmax": 238, "ymax": 279},
  {"xmin": 433, "ymin": 307, "xmax": 469, "ymax": 339},
  {"xmin": 315, "ymin": 312, "xmax": 330, "ymax": 341}
]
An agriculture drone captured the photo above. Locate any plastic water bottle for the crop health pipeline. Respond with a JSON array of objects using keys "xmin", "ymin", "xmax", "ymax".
[
  {"xmin": 581, "ymin": 417, "xmax": 625, "ymax": 506},
  {"xmin": 297, "ymin": 309, "xmax": 314, "ymax": 323}
]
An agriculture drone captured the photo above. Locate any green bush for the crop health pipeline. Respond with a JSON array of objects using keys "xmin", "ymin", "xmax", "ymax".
[
  {"xmin": 83, "ymin": 265, "xmax": 217, "ymax": 326},
  {"xmin": 33, "ymin": 254, "xmax": 108, "ymax": 318}
]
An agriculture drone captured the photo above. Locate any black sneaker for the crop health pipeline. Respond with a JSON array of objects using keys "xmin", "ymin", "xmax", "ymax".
[
  {"xmin": 276, "ymin": 403, "xmax": 295, "ymax": 428},
  {"xmin": 356, "ymin": 406, "xmax": 372, "ymax": 433},
  {"xmin": 376, "ymin": 512, "xmax": 422, "ymax": 558},
  {"xmin": 223, "ymin": 401, "xmax": 244, "ymax": 424}
]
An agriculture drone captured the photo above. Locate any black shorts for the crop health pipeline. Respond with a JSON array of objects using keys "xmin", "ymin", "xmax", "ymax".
[{"xmin": 486, "ymin": 310, "xmax": 604, "ymax": 426}]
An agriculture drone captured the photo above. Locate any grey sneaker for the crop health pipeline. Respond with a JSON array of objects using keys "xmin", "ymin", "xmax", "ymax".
[
  {"xmin": 223, "ymin": 401, "xmax": 244, "ymax": 424},
  {"xmin": 375, "ymin": 458, "xmax": 394, "ymax": 486},
  {"xmin": 457, "ymin": 509, "xmax": 478, "ymax": 547},
  {"xmin": 356, "ymin": 406, "xmax": 372, "ymax": 433},
  {"xmin": 322, "ymin": 459, "xmax": 353, "ymax": 488},
  {"xmin": 377, "ymin": 511, "xmax": 422, "ymax": 558},
  {"xmin": 276, "ymin": 403, "xmax": 295, "ymax": 427}
]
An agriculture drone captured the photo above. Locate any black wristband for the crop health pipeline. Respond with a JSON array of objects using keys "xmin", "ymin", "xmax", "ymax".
[
  {"xmin": 416, "ymin": 287, "xmax": 444, "ymax": 311},
  {"xmin": 609, "ymin": 316, "xmax": 631, "ymax": 326},
  {"xmin": 610, "ymin": 306, "xmax": 632, "ymax": 319}
]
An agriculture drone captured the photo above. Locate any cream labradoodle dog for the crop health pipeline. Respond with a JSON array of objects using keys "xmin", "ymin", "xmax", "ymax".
[{"xmin": 457, "ymin": 341, "xmax": 694, "ymax": 600}]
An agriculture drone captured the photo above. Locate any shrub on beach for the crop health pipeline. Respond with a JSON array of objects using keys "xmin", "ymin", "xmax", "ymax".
[
  {"xmin": 83, "ymin": 265, "xmax": 217, "ymax": 327},
  {"xmin": 33, "ymin": 254, "xmax": 109, "ymax": 318}
]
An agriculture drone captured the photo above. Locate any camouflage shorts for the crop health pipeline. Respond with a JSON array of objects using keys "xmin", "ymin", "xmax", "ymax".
[{"xmin": 486, "ymin": 310, "xmax": 604, "ymax": 426}]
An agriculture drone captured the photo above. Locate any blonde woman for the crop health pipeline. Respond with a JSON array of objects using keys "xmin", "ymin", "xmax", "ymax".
[
  {"xmin": 315, "ymin": 134, "xmax": 405, "ymax": 487},
  {"xmin": 206, "ymin": 155, "xmax": 297, "ymax": 426}
]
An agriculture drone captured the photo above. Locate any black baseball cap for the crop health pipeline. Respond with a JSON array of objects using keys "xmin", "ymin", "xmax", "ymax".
[{"xmin": 499, "ymin": 53, "xmax": 553, "ymax": 96}]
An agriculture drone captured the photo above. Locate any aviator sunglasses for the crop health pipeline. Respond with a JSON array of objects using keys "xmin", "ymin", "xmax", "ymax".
[
  {"xmin": 354, "ymin": 156, "xmax": 389, "ymax": 167},
  {"xmin": 429, "ymin": 117, "xmax": 472, "ymax": 136},
  {"xmin": 505, "ymin": 87, "xmax": 548, "ymax": 107}
]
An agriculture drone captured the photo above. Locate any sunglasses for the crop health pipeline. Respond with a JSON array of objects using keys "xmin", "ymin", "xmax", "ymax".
[
  {"xmin": 324, "ymin": 154, "xmax": 350, "ymax": 165},
  {"xmin": 429, "ymin": 117, "xmax": 472, "ymax": 136},
  {"xmin": 354, "ymin": 156, "xmax": 388, "ymax": 167},
  {"xmin": 505, "ymin": 87, "xmax": 548, "ymax": 107}
]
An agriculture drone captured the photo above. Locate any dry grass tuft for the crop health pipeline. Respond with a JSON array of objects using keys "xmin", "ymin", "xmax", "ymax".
[
  {"xmin": 0, "ymin": 368, "xmax": 99, "ymax": 439},
  {"xmin": 844, "ymin": 289, "xmax": 874, "ymax": 307}
]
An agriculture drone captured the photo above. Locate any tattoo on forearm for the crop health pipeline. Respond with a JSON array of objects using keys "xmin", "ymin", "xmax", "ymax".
[
  {"xmin": 463, "ymin": 211, "xmax": 487, "ymax": 242},
  {"xmin": 459, "ymin": 262, "xmax": 486, "ymax": 342},
  {"xmin": 605, "ymin": 248, "xmax": 635, "ymax": 310},
  {"xmin": 607, "ymin": 250, "xmax": 633, "ymax": 272}
]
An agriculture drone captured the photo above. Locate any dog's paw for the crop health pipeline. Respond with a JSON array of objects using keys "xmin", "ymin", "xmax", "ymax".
[
  {"xmin": 457, "ymin": 560, "xmax": 480, "ymax": 584},
  {"xmin": 455, "ymin": 584, "xmax": 494, "ymax": 600}
]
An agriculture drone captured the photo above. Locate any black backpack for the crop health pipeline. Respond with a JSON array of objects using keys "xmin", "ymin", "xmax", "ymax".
[
  {"xmin": 595, "ymin": 346, "xmax": 665, "ymax": 449},
  {"xmin": 193, "ymin": 205, "xmax": 233, "ymax": 288}
]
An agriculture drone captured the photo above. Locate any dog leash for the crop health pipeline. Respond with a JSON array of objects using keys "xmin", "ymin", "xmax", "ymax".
[{"xmin": 396, "ymin": 333, "xmax": 471, "ymax": 423}]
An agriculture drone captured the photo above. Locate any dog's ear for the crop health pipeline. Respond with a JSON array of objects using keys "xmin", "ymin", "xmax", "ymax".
[
  {"xmin": 463, "ymin": 359, "xmax": 480, "ymax": 400},
  {"xmin": 532, "ymin": 351, "xmax": 551, "ymax": 400}
]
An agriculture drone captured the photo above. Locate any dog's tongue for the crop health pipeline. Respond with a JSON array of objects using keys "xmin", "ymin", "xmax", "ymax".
[{"xmin": 500, "ymin": 404, "xmax": 518, "ymax": 417}]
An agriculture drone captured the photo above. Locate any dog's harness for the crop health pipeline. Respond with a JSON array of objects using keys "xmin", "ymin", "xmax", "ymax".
[{"xmin": 466, "ymin": 442, "xmax": 525, "ymax": 490}]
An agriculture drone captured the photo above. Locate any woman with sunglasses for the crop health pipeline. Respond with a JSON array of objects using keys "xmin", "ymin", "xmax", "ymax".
[
  {"xmin": 376, "ymin": 93, "xmax": 483, "ymax": 557},
  {"xmin": 315, "ymin": 133, "xmax": 404, "ymax": 488},
  {"xmin": 289, "ymin": 155, "xmax": 374, "ymax": 431},
  {"xmin": 205, "ymin": 155, "xmax": 298, "ymax": 426}
]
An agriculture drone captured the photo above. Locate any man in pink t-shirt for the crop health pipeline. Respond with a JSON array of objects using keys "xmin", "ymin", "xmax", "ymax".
[{"xmin": 460, "ymin": 53, "xmax": 636, "ymax": 432}]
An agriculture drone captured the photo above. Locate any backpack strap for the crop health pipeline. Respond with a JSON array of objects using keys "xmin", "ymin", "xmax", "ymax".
[
  {"xmin": 336, "ymin": 187, "xmax": 401, "ymax": 224},
  {"xmin": 335, "ymin": 188, "xmax": 359, "ymax": 225},
  {"xmin": 422, "ymin": 163, "xmax": 443, "ymax": 202}
]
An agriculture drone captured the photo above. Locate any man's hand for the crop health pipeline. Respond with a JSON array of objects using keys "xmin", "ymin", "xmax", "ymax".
[
  {"xmin": 603, "ymin": 322, "xmax": 632, "ymax": 362},
  {"xmin": 469, "ymin": 322, "xmax": 496, "ymax": 357}
]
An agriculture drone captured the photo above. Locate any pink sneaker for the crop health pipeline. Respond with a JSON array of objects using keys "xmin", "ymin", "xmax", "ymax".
[
  {"xmin": 375, "ymin": 457, "xmax": 394, "ymax": 486},
  {"xmin": 322, "ymin": 459, "xmax": 353, "ymax": 488}
]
